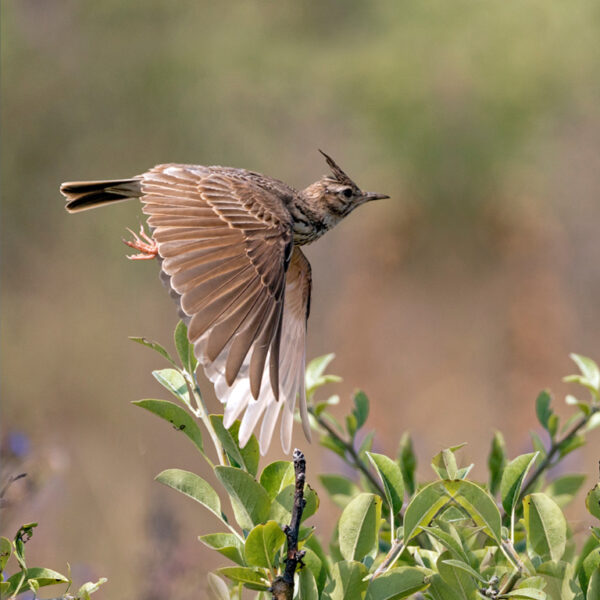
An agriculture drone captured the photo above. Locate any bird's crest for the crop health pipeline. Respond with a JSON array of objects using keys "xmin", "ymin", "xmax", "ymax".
[{"xmin": 319, "ymin": 150, "xmax": 358, "ymax": 188}]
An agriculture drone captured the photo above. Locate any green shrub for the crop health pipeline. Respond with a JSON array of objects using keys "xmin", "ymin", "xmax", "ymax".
[{"xmin": 133, "ymin": 323, "xmax": 600, "ymax": 599}]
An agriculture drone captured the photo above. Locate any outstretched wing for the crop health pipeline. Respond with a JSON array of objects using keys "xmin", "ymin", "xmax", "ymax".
[
  {"xmin": 139, "ymin": 164, "xmax": 310, "ymax": 453},
  {"xmin": 211, "ymin": 247, "xmax": 312, "ymax": 454}
]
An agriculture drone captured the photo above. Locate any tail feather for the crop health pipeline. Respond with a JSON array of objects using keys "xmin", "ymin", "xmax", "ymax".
[{"xmin": 61, "ymin": 178, "xmax": 142, "ymax": 212}]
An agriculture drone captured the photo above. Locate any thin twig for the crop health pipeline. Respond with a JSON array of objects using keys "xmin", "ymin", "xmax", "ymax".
[
  {"xmin": 270, "ymin": 449, "xmax": 306, "ymax": 600},
  {"xmin": 372, "ymin": 539, "xmax": 405, "ymax": 578},
  {"xmin": 308, "ymin": 407, "xmax": 387, "ymax": 500},
  {"xmin": 517, "ymin": 405, "xmax": 599, "ymax": 504}
]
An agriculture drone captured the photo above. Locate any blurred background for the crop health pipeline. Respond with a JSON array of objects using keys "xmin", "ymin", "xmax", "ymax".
[{"xmin": 2, "ymin": 1, "xmax": 600, "ymax": 597}]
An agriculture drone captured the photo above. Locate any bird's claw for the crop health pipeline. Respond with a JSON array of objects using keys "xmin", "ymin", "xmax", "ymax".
[{"xmin": 123, "ymin": 225, "xmax": 158, "ymax": 260}]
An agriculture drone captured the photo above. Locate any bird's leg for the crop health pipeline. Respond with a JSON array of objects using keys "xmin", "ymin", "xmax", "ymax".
[{"xmin": 123, "ymin": 225, "xmax": 158, "ymax": 260}]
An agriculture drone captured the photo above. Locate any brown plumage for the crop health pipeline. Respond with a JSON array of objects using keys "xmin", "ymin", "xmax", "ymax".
[{"xmin": 60, "ymin": 151, "xmax": 389, "ymax": 454}]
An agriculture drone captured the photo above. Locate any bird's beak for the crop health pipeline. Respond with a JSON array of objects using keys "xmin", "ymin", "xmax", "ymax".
[{"xmin": 364, "ymin": 191, "xmax": 390, "ymax": 201}]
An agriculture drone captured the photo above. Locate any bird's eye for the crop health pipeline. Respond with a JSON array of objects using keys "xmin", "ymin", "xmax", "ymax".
[{"xmin": 342, "ymin": 188, "xmax": 353, "ymax": 198}]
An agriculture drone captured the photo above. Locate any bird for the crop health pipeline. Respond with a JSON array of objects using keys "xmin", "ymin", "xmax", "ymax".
[{"xmin": 60, "ymin": 150, "xmax": 389, "ymax": 455}]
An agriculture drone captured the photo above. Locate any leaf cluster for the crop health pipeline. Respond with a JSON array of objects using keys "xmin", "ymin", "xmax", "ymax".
[{"xmin": 134, "ymin": 325, "xmax": 600, "ymax": 599}]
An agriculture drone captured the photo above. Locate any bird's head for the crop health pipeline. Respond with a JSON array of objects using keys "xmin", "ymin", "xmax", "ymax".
[{"xmin": 303, "ymin": 150, "xmax": 389, "ymax": 219}]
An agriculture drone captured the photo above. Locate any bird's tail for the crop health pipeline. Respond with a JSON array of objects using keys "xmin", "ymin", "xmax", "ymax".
[{"xmin": 61, "ymin": 178, "xmax": 142, "ymax": 213}]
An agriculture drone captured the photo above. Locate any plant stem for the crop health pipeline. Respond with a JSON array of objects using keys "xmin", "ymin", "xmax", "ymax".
[
  {"xmin": 308, "ymin": 407, "xmax": 387, "ymax": 500},
  {"xmin": 499, "ymin": 540, "xmax": 526, "ymax": 595},
  {"xmin": 517, "ymin": 405, "xmax": 599, "ymax": 504},
  {"xmin": 271, "ymin": 449, "xmax": 307, "ymax": 600},
  {"xmin": 372, "ymin": 539, "xmax": 405, "ymax": 578},
  {"xmin": 182, "ymin": 370, "xmax": 226, "ymax": 466}
]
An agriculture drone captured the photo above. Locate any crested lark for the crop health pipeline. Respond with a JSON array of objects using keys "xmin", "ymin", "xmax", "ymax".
[{"xmin": 60, "ymin": 151, "xmax": 389, "ymax": 454}]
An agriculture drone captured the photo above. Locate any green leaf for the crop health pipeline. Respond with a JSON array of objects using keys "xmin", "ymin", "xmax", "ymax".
[
  {"xmin": 439, "ymin": 559, "xmax": 486, "ymax": 584},
  {"xmin": 544, "ymin": 474, "xmax": 586, "ymax": 508},
  {"xmin": 319, "ymin": 474, "xmax": 361, "ymax": 508},
  {"xmin": 298, "ymin": 566, "xmax": 319, "ymax": 600},
  {"xmin": 499, "ymin": 589, "xmax": 546, "ymax": 599},
  {"xmin": 260, "ymin": 461, "xmax": 295, "ymax": 499},
  {"xmin": 438, "ymin": 553, "xmax": 479, "ymax": 597},
  {"xmin": 558, "ymin": 434, "xmax": 585, "ymax": 458},
  {"xmin": 523, "ymin": 493, "xmax": 567, "ymax": 562},
  {"xmin": 586, "ymin": 482, "xmax": 600, "ymax": 520},
  {"xmin": 365, "ymin": 566, "xmax": 429, "ymax": 599},
  {"xmin": 488, "ymin": 431, "xmax": 507, "ymax": 496},
  {"xmin": 422, "ymin": 527, "xmax": 469, "ymax": 564},
  {"xmin": 326, "ymin": 560, "xmax": 368, "ymax": 600},
  {"xmin": 152, "ymin": 368, "xmax": 190, "ymax": 405},
  {"xmin": 426, "ymin": 573, "xmax": 463, "ymax": 600},
  {"xmin": 269, "ymin": 482, "xmax": 319, "ymax": 525},
  {"xmin": 199, "ymin": 533, "xmax": 246, "ymax": 566},
  {"xmin": 76, "ymin": 577, "xmax": 108, "ymax": 600},
  {"xmin": 210, "ymin": 415, "xmax": 259, "ymax": 476},
  {"xmin": 133, "ymin": 399, "xmax": 203, "ymax": 454},
  {"xmin": 338, "ymin": 493, "xmax": 382, "ymax": 562},
  {"xmin": 156, "ymin": 469, "xmax": 222, "ymax": 521},
  {"xmin": 500, "ymin": 452, "xmax": 538, "ymax": 515},
  {"xmin": 352, "ymin": 391, "xmax": 369, "ymax": 430},
  {"xmin": 535, "ymin": 391, "xmax": 553, "ymax": 432},
  {"xmin": 398, "ymin": 433, "xmax": 417, "ymax": 496},
  {"xmin": 0, "ymin": 536, "xmax": 11, "ymax": 571},
  {"xmin": 580, "ymin": 550, "xmax": 600, "ymax": 594},
  {"xmin": 129, "ymin": 335, "xmax": 177, "ymax": 366},
  {"xmin": 4, "ymin": 567, "xmax": 69, "ymax": 596},
  {"xmin": 206, "ymin": 572, "xmax": 231, "ymax": 600},
  {"xmin": 443, "ymin": 480, "xmax": 502, "ymax": 544},
  {"xmin": 569, "ymin": 353, "xmax": 600, "ymax": 391},
  {"xmin": 431, "ymin": 445, "xmax": 466, "ymax": 480},
  {"xmin": 366, "ymin": 452, "xmax": 404, "ymax": 521},
  {"xmin": 404, "ymin": 481, "xmax": 449, "ymax": 543},
  {"xmin": 244, "ymin": 521, "xmax": 286, "ymax": 569},
  {"xmin": 305, "ymin": 354, "xmax": 342, "ymax": 397},
  {"xmin": 588, "ymin": 568, "xmax": 600, "ymax": 600},
  {"xmin": 174, "ymin": 320, "xmax": 197, "ymax": 373},
  {"xmin": 216, "ymin": 566, "xmax": 270, "ymax": 591},
  {"xmin": 215, "ymin": 466, "xmax": 271, "ymax": 531}
]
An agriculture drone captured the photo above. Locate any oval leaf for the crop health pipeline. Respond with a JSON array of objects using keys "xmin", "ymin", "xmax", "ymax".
[
  {"xmin": 260, "ymin": 461, "xmax": 295, "ymax": 499},
  {"xmin": 207, "ymin": 572, "xmax": 230, "ymax": 600},
  {"xmin": 215, "ymin": 466, "xmax": 271, "ymax": 531},
  {"xmin": 133, "ymin": 399, "xmax": 203, "ymax": 454},
  {"xmin": 404, "ymin": 481, "xmax": 449, "ymax": 543},
  {"xmin": 327, "ymin": 560, "xmax": 368, "ymax": 600},
  {"xmin": 298, "ymin": 565, "xmax": 319, "ymax": 600},
  {"xmin": 244, "ymin": 520, "xmax": 286, "ymax": 569},
  {"xmin": 153, "ymin": 368, "xmax": 190, "ymax": 405},
  {"xmin": 216, "ymin": 566, "xmax": 270, "ymax": 591},
  {"xmin": 199, "ymin": 533, "xmax": 245, "ymax": 566},
  {"xmin": 338, "ymin": 493, "xmax": 382, "ymax": 562},
  {"xmin": 366, "ymin": 452, "xmax": 404, "ymax": 517},
  {"xmin": 523, "ymin": 493, "xmax": 567, "ymax": 562},
  {"xmin": 4, "ymin": 567, "xmax": 69, "ymax": 596},
  {"xmin": 365, "ymin": 567, "xmax": 428, "ymax": 600},
  {"xmin": 156, "ymin": 468, "xmax": 222, "ymax": 520},
  {"xmin": 443, "ymin": 480, "xmax": 502, "ymax": 543},
  {"xmin": 500, "ymin": 453, "xmax": 538, "ymax": 515}
]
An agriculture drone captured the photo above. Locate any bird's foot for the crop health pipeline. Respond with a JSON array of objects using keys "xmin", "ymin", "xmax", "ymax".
[{"xmin": 123, "ymin": 225, "xmax": 158, "ymax": 260}]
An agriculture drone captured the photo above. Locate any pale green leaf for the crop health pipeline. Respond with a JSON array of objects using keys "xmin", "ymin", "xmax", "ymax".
[
  {"xmin": 210, "ymin": 415, "xmax": 259, "ymax": 476},
  {"xmin": 199, "ymin": 533, "xmax": 245, "ymax": 566},
  {"xmin": 365, "ymin": 567, "xmax": 429, "ymax": 599},
  {"xmin": 207, "ymin": 572, "xmax": 231, "ymax": 600},
  {"xmin": 129, "ymin": 335, "xmax": 177, "ymax": 366},
  {"xmin": 0, "ymin": 537, "xmax": 11, "ymax": 571},
  {"xmin": 366, "ymin": 452, "xmax": 404, "ymax": 517},
  {"xmin": 523, "ymin": 493, "xmax": 567, "ymax": 562},
  {"xmin": 443, "ymin": 480, "xmax": 502, "ymax": 543},
  {"xmin": 499, "ymin": 589, "xmax": 546, "ymax": 599},
  {"xmin": 586, "ymin": 483, "xmax": 600, "ymax": 520},
  {"xmin": 260, "ymin": 461, "xmax": 295, "ymax": 499},
  {"xmin": 216, "ymin": 566, "xmax": 270, "ymax": 591},
  {"xmin": 174, "ymin": 320, "xmax": 197, "ymax": 373},
  {"xmin": 338, "ymin": 493, "xmax": 382, "ymax": 561},
  {"xmin": 133, "ymin": 399, "xmax": 203, "ymax": 454},
  {"xmin": 215, "ymin": 466, "xmax": 271, "ymax": 531},
  {"xmin": 298, "ymin": 566, "xmax": 319, "ymax": 600},
  {"xmin": 326, "ymin": 560, "xmax": 368, "ymax": 600},
  {"xmin": 398, "ymin": 433, "xmax": 417, "ymax": 496},
  {"xmin": 156, "ymin": 468, "xmax": 222, "ymax": 521},
  {"xmin": 500, "ymin": 452, "xmax": 538, "ymax": 515},
  {"xmin": 4, "ymin": 567, "xmax": 69, "ymax": 596},
  {"xmin": 244, "ymin": 521, "xmax": 286, "ymax": 569},
  {"xmin": 488, "ymin": 431, "xmax": 507, "ymax": 496},
  {"xmin": 404, "ymin": 481, "xmax": 449, "ymax": 543},
  {"xmin": 152, "ymin": 368, "xmax": 190, "ymax": 405}
]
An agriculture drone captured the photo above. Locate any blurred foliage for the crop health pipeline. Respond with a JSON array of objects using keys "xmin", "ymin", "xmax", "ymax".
[{"xmin": 137, "ymin": 323, "xmax": 600, "ymax": 598}]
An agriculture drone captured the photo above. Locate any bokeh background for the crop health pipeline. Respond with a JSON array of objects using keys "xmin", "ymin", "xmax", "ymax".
[{"xmin": 2, "ymin": 1, "xmax": 600, "ymax": 597}]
